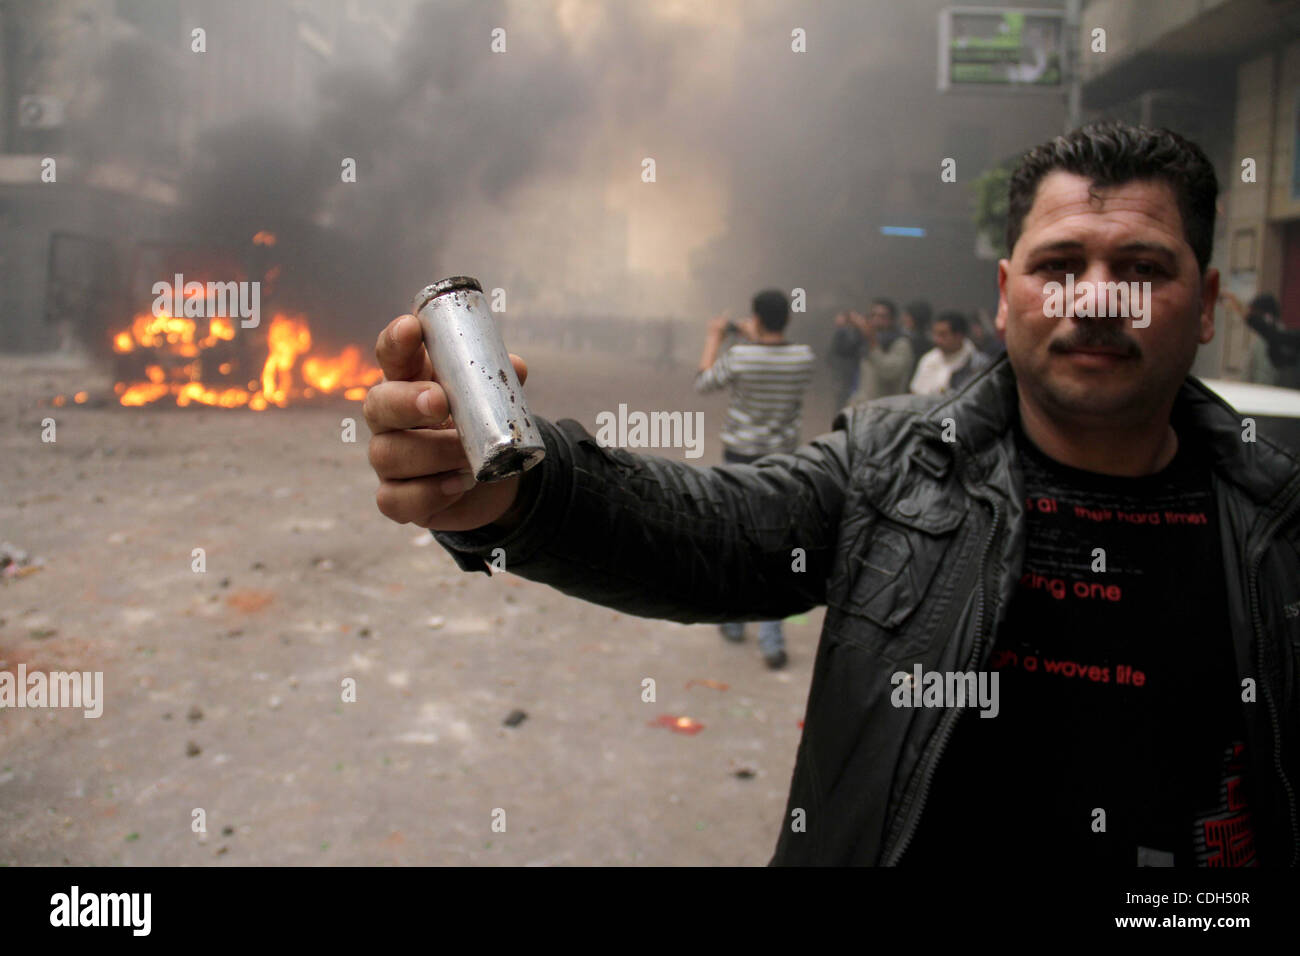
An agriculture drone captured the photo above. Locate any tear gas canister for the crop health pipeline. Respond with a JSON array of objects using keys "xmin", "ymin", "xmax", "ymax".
[{"xmin": 412, "ymin": 276, "xmax": 545, "ymax": 482}]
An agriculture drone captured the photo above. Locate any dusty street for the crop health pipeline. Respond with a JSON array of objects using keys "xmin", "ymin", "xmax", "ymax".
[{"xmin": 0, "ymin": 342, "xmax": 841, "ymax": 866}]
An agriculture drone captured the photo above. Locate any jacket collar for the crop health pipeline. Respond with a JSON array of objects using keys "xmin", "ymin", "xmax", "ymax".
[{"xmin": 912, "ymin": 355, "xmax": 1300, "ymax": 508}]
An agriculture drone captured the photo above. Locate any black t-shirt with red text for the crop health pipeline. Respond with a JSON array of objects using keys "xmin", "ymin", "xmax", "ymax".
[{"xmin": 900, "ymin": 420, "xmax": 1255, "ymax": 867}]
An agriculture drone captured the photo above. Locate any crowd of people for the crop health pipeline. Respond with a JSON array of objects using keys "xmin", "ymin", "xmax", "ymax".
[
  {"xmin": 826, "ymin": 298, "xmax": 1005, "ymax": 407},
  {"xmin": 691, "ymin": 289, "xmax": 1003, "ymax": 667}
]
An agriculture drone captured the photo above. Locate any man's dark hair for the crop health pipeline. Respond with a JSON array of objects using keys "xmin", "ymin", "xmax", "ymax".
[
  {"xmin": 752, "ymin": 289, "xmax": 790, "ymax": 332},
  {"xmin": 1249, "ymin": 292, "xmax": 1281, "ymax": 320},
  {"xmin": 871, "ymin": 297, "xmax": 898, "ymax": 322},
  {"xmin": 904, "ymin": 300, "xmax": 932, "ymax": 332},
  {"xmin": 1005, "ymin": 120, "xmax": 1218, "ymax": 273},
  {"xmin": 933, "ymin": 310, "xmax": 968, "ymax": 337}
]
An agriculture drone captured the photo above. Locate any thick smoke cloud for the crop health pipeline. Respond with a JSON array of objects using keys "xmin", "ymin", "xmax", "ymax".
[{"xmin": 67, "ymin": 0, "xmax": 1068, "ymax": 337}]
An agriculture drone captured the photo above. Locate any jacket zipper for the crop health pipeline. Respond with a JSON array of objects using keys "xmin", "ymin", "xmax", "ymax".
[
  {"xmin": 882, "ymin": 448, "xmax": 1005, "ymax": 865},
  {"xmin": 1246, "ymin": 474, "xmax": 1300, "ymax": 866}
]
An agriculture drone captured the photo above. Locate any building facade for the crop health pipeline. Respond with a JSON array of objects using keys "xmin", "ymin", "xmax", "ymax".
[{"xmin": 1080, "ymin": 0, "xmax": 1300, "ymax": 381}]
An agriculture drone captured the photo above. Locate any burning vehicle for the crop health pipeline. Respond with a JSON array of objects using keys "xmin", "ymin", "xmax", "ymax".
[{"xmin": 50, "ymin": 229, "xmax": 384, "ymax": 411}]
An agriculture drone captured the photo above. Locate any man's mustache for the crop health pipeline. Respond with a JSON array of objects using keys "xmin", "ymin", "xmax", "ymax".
[{"xmin": 1048, "ymin": 323, "xmax": 1141, "ymax": 358}]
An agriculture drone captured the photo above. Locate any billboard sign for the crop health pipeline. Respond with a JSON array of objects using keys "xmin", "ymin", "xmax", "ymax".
[{"xmin": 939, "ymin": 7, "xmax": 1065, "ymax": 90}]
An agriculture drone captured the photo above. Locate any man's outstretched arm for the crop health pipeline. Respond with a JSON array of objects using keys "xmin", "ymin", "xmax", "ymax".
[
  {"xmin": 364, "ymin": 314, "xmax": 851, "ymax": 625},
  {"xmin": 433, "ymin": 415, "xmax": 851, "ymax": 623}
]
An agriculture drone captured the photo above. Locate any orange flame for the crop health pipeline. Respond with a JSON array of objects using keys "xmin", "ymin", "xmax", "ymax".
[
  {"xmin": 109, "ymin": 309, "xmax": 378, "ymax": 410},
  {"xmin": 261, "ymin": 316, "xmax": 312, "ymax": 408},
  {"xmin": 301, "ymin": 346, "xmax": 384, "ymax": 395},
  {"xmin": 199, "ymin": 316, "xmax": 236, "ymax": 348}
]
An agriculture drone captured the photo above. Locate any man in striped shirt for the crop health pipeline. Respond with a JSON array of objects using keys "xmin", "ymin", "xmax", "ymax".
[{"xmin": 693, "ymin": 289, "xmax": 815, "ymax": 668}]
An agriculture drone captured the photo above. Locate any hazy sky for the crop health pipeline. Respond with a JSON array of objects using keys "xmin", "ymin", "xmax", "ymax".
[{"xmin": 66, "ymin": 0, "xmax": 1069, "ymax": 326}]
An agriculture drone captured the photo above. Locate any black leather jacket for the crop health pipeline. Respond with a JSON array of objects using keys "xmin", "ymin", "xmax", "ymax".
[{"xmin": 434, "ymin": 357, "xmax": 1300, "ymax": 865}]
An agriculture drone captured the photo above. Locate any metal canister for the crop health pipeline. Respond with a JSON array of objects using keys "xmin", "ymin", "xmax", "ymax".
[{"xmin": 413, "ymin": 276, "xmax": 545, "ymax": 483}]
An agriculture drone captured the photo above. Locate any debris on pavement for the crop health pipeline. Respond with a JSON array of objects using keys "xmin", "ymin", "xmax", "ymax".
[
  {"xmin": 685, "ymin": 678, "xmax": 729, "ymax": 691},
  {"xmin": 648, "ymin": 714, "xmax": 704, "ymax": 735},
  {"xmin": 1, "ymin": 542, "xmax": 45, "ymax": 581}
]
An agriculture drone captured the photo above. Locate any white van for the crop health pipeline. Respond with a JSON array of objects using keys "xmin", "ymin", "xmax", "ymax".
[{"xmin": 1201, "ymin": 380, "xmax": 1300, "ymax": 454}]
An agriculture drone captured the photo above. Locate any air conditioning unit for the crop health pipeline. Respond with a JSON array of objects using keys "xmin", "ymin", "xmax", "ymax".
[{"xmin": 18, "ymin": 95, "xmax": 65, "ymax": 129}]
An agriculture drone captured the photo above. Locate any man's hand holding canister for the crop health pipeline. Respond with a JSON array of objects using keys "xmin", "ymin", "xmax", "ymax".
[{"xmin": 365, "ymin": 314, "xmax": 536, "ymax": 533}]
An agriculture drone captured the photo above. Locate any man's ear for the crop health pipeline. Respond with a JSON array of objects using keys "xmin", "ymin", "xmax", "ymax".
[
  {"xmin": 995, "ymin": 259, "xmax": 1010, "ymax": 335},
  {"xmin": 1199, "ymin": 267, "xmax": 1220, "ymax": 345}
]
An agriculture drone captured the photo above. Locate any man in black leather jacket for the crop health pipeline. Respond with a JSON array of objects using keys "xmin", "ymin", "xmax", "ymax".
[{"xmin": 365, "ymin": 121, "xmax": 1300, "ymax": 866}]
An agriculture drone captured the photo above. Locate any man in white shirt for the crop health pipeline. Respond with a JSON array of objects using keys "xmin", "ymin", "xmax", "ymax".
[{"xmin": 909, "ymin": 310, "xmax": 991, "ymax": 395}]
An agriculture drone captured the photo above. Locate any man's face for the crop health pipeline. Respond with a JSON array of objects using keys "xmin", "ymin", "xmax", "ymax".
[
  {"xmin": 931, "ymin": 321, "xmax": 962, "ymax": 356},
  {"xmin": 869, "ymin": 304, "xmax": 893, "ymax": 333},
  {"xmin": 995, "ymin": 171, "xmax": 1217, "ymax": 426}
]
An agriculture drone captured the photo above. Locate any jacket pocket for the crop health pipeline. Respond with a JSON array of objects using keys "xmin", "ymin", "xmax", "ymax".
[{"xmin": 830, "ymin": 483, "xmax": 969, "ymax": 642}]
